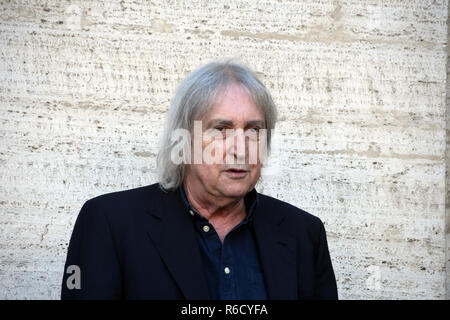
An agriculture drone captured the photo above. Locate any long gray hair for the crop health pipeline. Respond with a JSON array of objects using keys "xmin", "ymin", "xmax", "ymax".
[{"xmin": 157, "ymin": 59, "xmax": 278, "ymax": 191}]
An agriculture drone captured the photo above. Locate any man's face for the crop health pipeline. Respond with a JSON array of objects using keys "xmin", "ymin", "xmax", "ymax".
[{"xmin": 185, "ymin": 83, "xmax": 266, "ymax": 200}]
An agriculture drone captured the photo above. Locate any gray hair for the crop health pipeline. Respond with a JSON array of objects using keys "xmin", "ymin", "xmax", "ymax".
[{"xmin": 157, "ymin": 59, "xmax": 278, "ymax": 191}]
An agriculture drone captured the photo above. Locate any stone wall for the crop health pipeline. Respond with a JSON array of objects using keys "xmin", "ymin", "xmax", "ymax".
[
  {"xmin": 445, "ymin": 1, "xmax": 450, "ymax": 300},
  {"xmin": 0, "ymin": 0, "xmax": 448, "ymax": 299}
]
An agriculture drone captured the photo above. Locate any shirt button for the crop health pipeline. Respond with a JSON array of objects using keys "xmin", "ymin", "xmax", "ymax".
[
  {"xmin": 202, "ymin": 225, "xmax": 210, "ymax": 232},
  {"xmin": 189, "ymin": 210, "xmax": 194, "ymax": 216},
  {"xmin": 224, "ymin": 267, "xmax": 231, "ymax": 275}
]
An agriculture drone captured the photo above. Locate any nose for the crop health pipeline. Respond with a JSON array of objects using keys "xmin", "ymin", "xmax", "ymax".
[{"xmin": 225, "ymin": 128, "xmax": 246, "ymax": 164}]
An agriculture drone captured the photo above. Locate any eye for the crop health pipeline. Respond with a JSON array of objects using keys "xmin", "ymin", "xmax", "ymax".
[{"xmin": 215, "ymin": 126, "xmax": 226, "ymax": 132}]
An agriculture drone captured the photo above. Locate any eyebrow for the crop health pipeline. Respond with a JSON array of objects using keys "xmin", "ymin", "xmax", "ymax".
[{"xmin": 206, "ymin": 119, "xmax": 266, "ymax": 128}]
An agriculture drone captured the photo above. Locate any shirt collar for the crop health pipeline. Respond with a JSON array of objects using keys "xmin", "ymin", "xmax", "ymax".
[{"xmin": 178, "ymin": 185, "xmax": 259, "ymax": 222}]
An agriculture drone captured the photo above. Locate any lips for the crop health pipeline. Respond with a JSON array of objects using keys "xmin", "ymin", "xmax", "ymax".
[
  {"xmin": 223, "ymin": 167, "xmax": 249, "ymax": 178},
  {"xmin": 226, "ymin": 168, "xmax": 247, "ymax": 173}
]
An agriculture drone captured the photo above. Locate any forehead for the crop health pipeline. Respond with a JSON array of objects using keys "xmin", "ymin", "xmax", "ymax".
[{"xmin": 202, "ymin": 83, "xmax": 264, "ymax": 122}]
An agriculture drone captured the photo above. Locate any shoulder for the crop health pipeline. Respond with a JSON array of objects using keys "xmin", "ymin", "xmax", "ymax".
[
  {"xmin": 87, "ymin": 183, "xmax": 161, "ymax": 207},
  {"xmin": 257, "ymin": 192, "xmax": 325, "ymax": 235},
  {"xmin": 80, "ymin": 183, "xmax": 163, "ymax": 221}
]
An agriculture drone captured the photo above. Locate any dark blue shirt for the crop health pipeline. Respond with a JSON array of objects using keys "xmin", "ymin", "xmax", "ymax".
[{"xmin": 179, "ymin": 186, "xmax": 268, "ymax": 300}]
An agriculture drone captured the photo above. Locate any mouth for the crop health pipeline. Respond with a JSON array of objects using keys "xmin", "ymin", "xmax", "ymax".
[{"xmin": 223, "ymin": 168, "xmax": 249, "ymax": 178}]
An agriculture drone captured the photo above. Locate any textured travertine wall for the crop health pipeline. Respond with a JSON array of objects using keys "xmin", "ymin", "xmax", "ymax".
[
  {"xmin": 0, "ymin": 0, "xmax": 448, "ymax": 299},
  {"xmin": 446, "ymin": 2, "xmax": 450, "ymax": 300}
]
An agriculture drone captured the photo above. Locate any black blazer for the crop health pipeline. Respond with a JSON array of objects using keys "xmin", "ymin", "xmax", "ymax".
[{"xmin": 61, "ymin": 183, "xmax": 338, "ymax": 300}]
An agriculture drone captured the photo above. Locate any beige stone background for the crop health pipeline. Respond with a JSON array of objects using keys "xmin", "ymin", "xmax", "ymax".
[{"xmin": 0, "ymin": 0, "xmax": 448, "ymax": 299}]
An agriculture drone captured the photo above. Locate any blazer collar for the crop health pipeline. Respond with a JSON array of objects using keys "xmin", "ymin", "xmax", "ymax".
[
  {"xmin": 144, "ymin": 186, "xmax": 210, "ymax": 299},
  {"xmin": 252, "ymin": 201, "xmax": 298, "ymax": 299}
]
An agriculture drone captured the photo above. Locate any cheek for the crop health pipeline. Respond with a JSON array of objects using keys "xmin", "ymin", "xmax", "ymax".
[
  {"xmin": 202, "ymin": 134, "xmax": 227, "ymax": 162},
  {"xmin": 251, "ymin": 165, "xmax": 262, "ymax": 176},
  {"xmin": 195, "ymin": 164, "xmax": 222, "ymax": 182}
]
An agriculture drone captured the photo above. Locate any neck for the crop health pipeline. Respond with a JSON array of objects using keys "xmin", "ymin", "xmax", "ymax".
[
  {"xmin": 183, "ymin": 180, "xmax": 246, "ymax": 220},
  {"xmin": 182, "ymin": 180, "xmax": 247, "ymax": 242}
]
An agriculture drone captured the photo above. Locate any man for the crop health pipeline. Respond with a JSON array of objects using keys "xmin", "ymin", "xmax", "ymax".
[{"xmin": 61, "ymin": 60, "xmax": 338, "ymax": 300}]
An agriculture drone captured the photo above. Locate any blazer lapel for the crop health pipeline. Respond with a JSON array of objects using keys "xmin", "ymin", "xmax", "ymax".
[
  {"xmin": 143, "ymin": 188, "xmax": 210, "ymax": 299},
  {"xmin": 253, "ymin": 205, "xmax": 298, "ymax": 299}
]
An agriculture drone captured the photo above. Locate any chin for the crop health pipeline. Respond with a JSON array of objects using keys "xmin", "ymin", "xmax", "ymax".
[{"xmin": 219, "ymin": 182, "xmax": 252, "ymax": 198}]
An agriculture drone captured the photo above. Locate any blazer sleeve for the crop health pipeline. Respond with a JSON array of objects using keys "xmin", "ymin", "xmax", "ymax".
[
  {"xmin": 313, "ymin": 220, "xmax": 338, "ymax": 300},
  {"xmin": 61, "ymin": 199, "xmax": 122, "ymax": 299}
]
